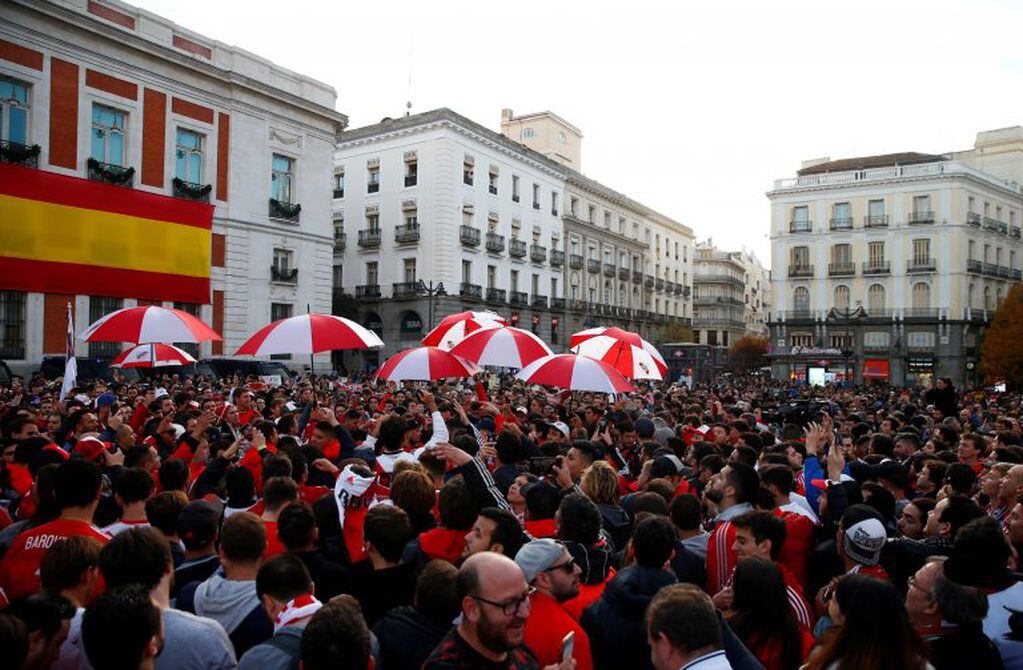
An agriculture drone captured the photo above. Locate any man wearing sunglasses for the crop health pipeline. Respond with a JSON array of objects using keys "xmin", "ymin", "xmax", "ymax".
[{"xmin": 515, "ymin": 538, "xmax": 593, "ymax": 670}]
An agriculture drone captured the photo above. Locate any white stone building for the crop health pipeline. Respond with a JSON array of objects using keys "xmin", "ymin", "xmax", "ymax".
[{"xmin": 0, "ymin": 0, "xmax": 345, "ymax": 372}]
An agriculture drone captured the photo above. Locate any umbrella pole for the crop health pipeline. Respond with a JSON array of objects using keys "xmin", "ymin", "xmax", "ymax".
[{"xmin": 307, "ymin": 303, "xmax": 314, "ymax": 378}]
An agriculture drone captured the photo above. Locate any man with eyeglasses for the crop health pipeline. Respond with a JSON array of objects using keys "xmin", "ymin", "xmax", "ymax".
[
  {"xmin": 423, "ymin": 551, "xmax": 571, "ymax": 670},
  {"xmin": 515, "ymin": 538, "xmax": 593, "ymax": 670}
]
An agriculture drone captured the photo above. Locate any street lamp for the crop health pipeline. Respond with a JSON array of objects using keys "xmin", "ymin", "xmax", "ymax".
[
  {"xmin": 828, "ymin": 305, "xmax": 866, "ymax": 384},
  {"xmin": 416, "ymin": 280, "xmax": 446, "ymax": 330}
]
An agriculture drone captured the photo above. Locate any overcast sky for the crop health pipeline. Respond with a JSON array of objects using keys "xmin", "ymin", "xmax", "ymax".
[{"xmin": 137, "ymin": 0, "xmax": 1023, "ymax": 262}]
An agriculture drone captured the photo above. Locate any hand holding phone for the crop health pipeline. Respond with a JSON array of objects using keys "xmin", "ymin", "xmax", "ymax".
[{"xmin": 561, "ymin": 631, "xmax": 575, "ymax": 665}]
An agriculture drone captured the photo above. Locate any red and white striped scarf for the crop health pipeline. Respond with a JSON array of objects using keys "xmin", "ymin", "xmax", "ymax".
[{"xmin": 274, "ymin": 593, "xmax": 322, "ymax": 633}]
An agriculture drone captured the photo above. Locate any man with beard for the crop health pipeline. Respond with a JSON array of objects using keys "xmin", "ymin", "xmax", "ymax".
[
  {"xmin": 516, "ymin": 539, "xmax": 593, "ymax": 670},
  {"xmin": 702, "ymin": 463, "xmax": 758, "ymax": 596},
  {"xmin": 423, "ymin": 552, "xmax": 549, "ymax": 669}
]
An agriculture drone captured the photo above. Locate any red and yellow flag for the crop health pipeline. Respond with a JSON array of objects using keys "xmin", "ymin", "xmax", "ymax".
[{"xmin": 0, "ymin": 162, "xmax": 213, "ymax": 303}]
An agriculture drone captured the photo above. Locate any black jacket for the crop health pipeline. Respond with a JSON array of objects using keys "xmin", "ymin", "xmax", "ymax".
[
  {"xmin": 372, "ymin": 605, "xmax": 452, "ymax": 670},
  {"xmin": 596, "ymin": 503, "xmax": 632, "ymax": 553},
  {"xmin": 293, "ymin": 550, "xmax": 352, "ymax": 601},
  {"xmin": 351, "ymin": 560, "xmax": 417, "ymax": 627},
  {"xmin": 581, "ymin": 565, "xmax": 678, "ymax": 670},
  {"xmin": 928, "ymin": 628, "xmax": 1005, "ymax": 670}
]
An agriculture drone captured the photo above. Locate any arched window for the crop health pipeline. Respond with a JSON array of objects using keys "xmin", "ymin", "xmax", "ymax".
[
  {"xmin": 618, "ymin": 283, "xmax": 626, "ymax": 306},
  {"xmin": 968, "ymin": 284, "xmax": 976, "ymax": 309},
  {"xmin": 997, "ymin": 288, "xmax": 1004, "ymax": 307},
  {"xmin": 984, "ymin": 286, "xmax": 992, "ymax": 310},
  {"xmin": 604, "ymin": 281, "xmax": 612, "ymax": 304},
  {"xmin": 834, "ymin": 285, "xmax": 850, "ymax": 310},
  {"xmin": 911, "ymin": 283, "xmax": 930, "ymax": 311},
  {"xmin": 793, "ymin": 286, "xmax": 810, "ymax": 312},
  {"xmin": 868, "ymin": 284, "xmax": 886, "ymax": 313}
]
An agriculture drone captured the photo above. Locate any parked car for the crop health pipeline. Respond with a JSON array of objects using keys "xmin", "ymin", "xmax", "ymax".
[
  {"xmin": 38, "ymin": 356, "xmax": 140, "ymax": 383},
  {"xmin": 201, "ymin": 358, "xmax": 295, "ymax": 382}
]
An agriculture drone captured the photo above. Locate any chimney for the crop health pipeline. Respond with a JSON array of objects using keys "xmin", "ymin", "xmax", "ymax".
[{"xmin": 501, "ymin": 108, "xmax": 513, "ymax": 121}]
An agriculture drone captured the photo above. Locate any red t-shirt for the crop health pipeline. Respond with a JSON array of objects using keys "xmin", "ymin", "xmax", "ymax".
[
  {"xmin": 262, "ymin": 519, "xmax": 286, "ymax": 558},
  {"xmin": 774, "ymin": 509, "xmax": 814, "ymax": 589},
  {"xmin": 523, "ymin": 591, "xmax": 594, "ymax": 670},
  {"xmin": 0, "ymin": 518, "xmax": 109, "ymax": 602}
]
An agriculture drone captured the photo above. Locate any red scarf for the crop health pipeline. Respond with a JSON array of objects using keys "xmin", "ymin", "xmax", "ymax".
[{"xmin": 274, "ymin": 593, "xmax": 322, "ymax": 632}]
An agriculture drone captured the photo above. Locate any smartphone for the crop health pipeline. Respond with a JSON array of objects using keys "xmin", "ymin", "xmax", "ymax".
[{"xmin": 561, "ymin": 631, "xmax": 575, "ymax": 664}]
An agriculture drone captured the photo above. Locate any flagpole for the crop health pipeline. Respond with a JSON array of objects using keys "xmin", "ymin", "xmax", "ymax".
[{"xmin": 59, "ymin": 301, "xmax": 77, "ymax": 401}]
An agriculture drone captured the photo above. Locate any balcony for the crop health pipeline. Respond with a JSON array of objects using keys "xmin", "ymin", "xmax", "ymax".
[
  {"xmin": 530, "ymin": 245, "xmax": 547, "ymax": 263},
  {"xmin": 984, "ymin": 217, "xmax": 1001, "ymax": 232},
  {"xmin": 602, "ymin": 263, "xmax": 615, "ymax": 277},
  {"xmin": 550, "ymin": 250, "xmax": 565, "ymax": 267},
  {"xmin": 788, "ymin": 220, "xmax": 812, "ymax": 233},
  {"xmin": 655, "ymin": 278, "xmax": 665, "ymax": 291},
  {"xmin": 632, "ymin": 270, "xmax": 643, "ymax": 284},
  {"xmin": 509, "ymin": 239, "xmax": 528, "ymax": 258},
  {"xmin": 358, "ymin": 229, "xmax": 381, "ymax": 248},
  {"xmin": 531, "ymin": 294, "xmax": 548, "ymax": 308},
  {"xmin": 665, "ymin": 281, "xmax": 675, "ymax": 294},
  {"xmin": 512, "ymin": 193, "xmax": 520, "ymax": 203},
  {"xmin": 172, "ymin": 178, "xmax": 211, "ymax": 203},
  {"xmin": 967, "ymin": 259, "xmax": 983, "ymax": 274},
  {"xmin": 776, "ymin": 310, "xmax": 814, "ymax": 321},
  {"xmin": 333, "ymin": 232, "xmax": 346, "ymax": 252},
  {"xmin": 270, "ymin": 266, "xmax": 298, "ymax": 284},
  {"xmin": 486, "ymin": 287, "xmax": 506, "ymax": 303},
  {"xmin": 904, "ymin": 308, "xmax": 939, "ymax": 320},
  {"xmin": 644, "ymin": 275, "xmax": 655, "ymax": 288},
  {"xmin": 551, "ymin": 297, "xmax": 566, "ymax": 310},
  {"xmin": 617, "ymin": 266, "xmax": 630, "ymax": 280},
  {"xmin": 862, "ymin": 261, "xmax": 891, "ymax": 275},
  {"xmin": 694, "ymin": 296, "xmax": 743, "ymax": 306},
  {"xmin": 1000, "ymin": 222, "xmax": 1010, "ymax": 235},
  {"xmin": 532, "ymin": 201, "xmax": 541, "ymax": 210},
  {"xmin": 460, "ymin": 225, "xmax": 481, "ymax": 247},
  {"xmin": 999, "ymin": 265, "xmax": 1011, "ymax": 279},
  {"xmin": 568, "ymin": 299, "xmax": 586, "ymax": 312},
  {"xmin": 588, "ymin": 259, "xmax": 601, "ymax": 273},
  {"xmin": 828, "ymin": 262, "xmax": 856, "ymax": 276},
  {"xmin": 967, "ymin": 212, "xmax": 982, "ymax": 227},
  {"xmin": 405, "ymin": 175, "xmax": 418, "ymax": 187},
  {"xmin": 864, "ymin": 214, "xmax": 889, "ymax": 228},
  {"xmin": 333, "ymin": 188, "xmax": 344, "ymax": 199},
  {"xmin": 459, "ymin": 282, "xmax": 482, "ymax": 300},
  {"xmin": 907, "ymin": 210, "xmax": 935, "ymax": 225},
  {"xmin": 395, "ymin": 223, "xmax": 420, "ymax": 244},
  {"xmin": 569, "ymin": 254, "xmax": 584, "ymax": 269},
  {"xmin": 87, "ymin": 158, "xmax": 135, "ymax": 187},
  {"xmin": 392, "ymin": 282, "xmax": 420, "ymax": 299},
  {"xmin": 355, "ymin": 284, "xmax": 381, "ymax": 299},
  {"xmin": 788, "ymin": 265, "xmax": 814, "ymax": 278},
  {"xmin": 510, "ymin": 291, "xmax": 528, "ymax": 306},
  {"xmin": 1015, "ymin": 269, "xmax": 1023, "ymax": 281},
  {"xmin": 367, "ymin": 181, "xmax": 379, "ymax": 193},
  {"xmin": 984, "ymin": 262, "xmax": 998, "ymax": 276},
  {"xmin": 907, "ymin": 258, "xmax": 936, "ymax": 273},
  {"xmin": 1013, "ymin": 227, "xmax": 1022, "ymax": 239},
  {"xmin": 829, "ymin": 217, "xmax": 853, "ymax": 231},
  {"xmin": 486, "ymin": 232, "xmax": 506, "ymax": 254},
  {"xmin": 683, "ymin": 286, "xmax": 691, "ymax": 298},
  {"xmin": 0, "ymin": 139, "xmax": 41, "ymax": 168},
  {"xmin": 488, "ymin": 183, "xmax": 498, "ymax": 195}
]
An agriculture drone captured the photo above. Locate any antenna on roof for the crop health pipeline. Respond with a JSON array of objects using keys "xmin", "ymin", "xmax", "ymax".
[{"xmin": 405, "ymin": 37, "xmax": 413, "ymax": 117}]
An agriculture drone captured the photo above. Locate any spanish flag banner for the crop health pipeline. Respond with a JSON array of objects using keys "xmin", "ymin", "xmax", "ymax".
[{"xmin": 0, "ymin": 162, "xmax": 213, "ymax": 303}]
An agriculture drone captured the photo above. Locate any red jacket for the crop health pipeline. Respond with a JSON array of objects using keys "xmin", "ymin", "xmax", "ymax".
[
  {"xmin": 707, "ymin": 519, "xmax": 739, "ymax": 596},
  {"xmin": 0, "ymin": 518, "xmax": 109, "ymax": 602},
  {"xmin": 524, "ymin": 518, "xmax": 557, "ymax": 539},
  {"xmin": 774, "ymin": 509, "xmax": 814, "ymax": 589},
  {"xmin": 522, "ymin": 591, "xmax": 594, "ymax": 670},
  {"xmin": 562, "ymin": 568, "xmax": 614, "ymax": 621}
]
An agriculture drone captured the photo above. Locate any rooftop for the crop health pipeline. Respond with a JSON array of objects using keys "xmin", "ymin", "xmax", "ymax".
[{"xmin": 796, "ymin": 152, "xmax": 946, "ymax": 176}]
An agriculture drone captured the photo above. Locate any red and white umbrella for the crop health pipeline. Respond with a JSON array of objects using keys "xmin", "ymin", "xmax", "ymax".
[
  {"xmin": 448, "ymin": 326, "xmax": 552, "ymax": 369},
  {"xmin": 110, "ymin": 343, "xmax": 197, "ymax": 368},
  {"xmin": 376, "ymin": 346, "xmax": 479, "ymax": 382},
  {"xmin": 422, "ymin": 311, "xmax": 507, "ymax": 349},
  {"xmin": 569, "ymin": 326, "xmax": 667, "ymax": 375},
  {"xmin": 516, "ymin": 354, "xmax": 635, "ymax": 394},
  {"xmin": 572, "ymin": 336, "xmax": 665, "ymax": 380},
  {"xmin": 236, "ymin": 313, "xmax": 382, "ymax": 356},
  {"xmin": 80, "ymin": 306, "xmax": 221, "ymax": 344}
]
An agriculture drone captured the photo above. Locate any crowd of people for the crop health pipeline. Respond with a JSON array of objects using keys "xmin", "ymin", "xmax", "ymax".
[{"xmin": 0, "ymin": 368, "xmax": 1021, "ymax": 669}]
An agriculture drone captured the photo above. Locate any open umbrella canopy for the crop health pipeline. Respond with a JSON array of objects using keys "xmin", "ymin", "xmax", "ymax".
[
  {"xmin": 569, "ymin": 326, "xmax": 667, "ymax": 375},
  {"xmin": 572, "ymin": 335, "xmax": 666, "ymax": 380},
  {"xmin": 80, "ymin": 305, "xmax": 221, "ymax": 344},
  {"xmin": 448, "ymin": 326, "xmax": 552, "ymax": 369},
  {"xmin": 376, "ymin": 346, "xmax": 479, "ymax": 382},
  {"xmin": 421, "ymin": 310, "xmax": 507, "ymax": 349},
  {"xmin": 236, "ymin": 313, "xmax": 383, "ymax": 356},
  {"xmin": 515, "ymin": 354, "xmax": 635, "ymax": 394},
  {"xmin": 110, "ymin": 343, "xmax": 197, "ymax": 368}
]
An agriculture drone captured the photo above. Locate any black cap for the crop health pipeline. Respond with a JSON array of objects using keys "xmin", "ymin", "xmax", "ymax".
[{"xmin": 177, "ymin": 500, "xmax": 220, "ymax": 550}]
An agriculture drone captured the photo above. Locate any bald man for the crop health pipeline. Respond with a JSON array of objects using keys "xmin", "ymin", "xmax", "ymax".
[{"xmin": 423, "ymin": 552, "xmax": 573, "ymax": 670}]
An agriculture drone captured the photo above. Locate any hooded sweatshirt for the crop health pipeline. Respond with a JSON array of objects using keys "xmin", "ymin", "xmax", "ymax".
[
  {"xmin": 177, "ymin": 571, "xmax": 273, "ymax": 658},
  {"xmin": 581, "ymin": 565, "xmax": 678, "ymax": 670},
  {"xmin": 373, "ymin": 605, "xmax": 451, "ymax": 670},
  {"xmin": 596, "ymin": 503, "xmax": 632, "ymax": 552}
]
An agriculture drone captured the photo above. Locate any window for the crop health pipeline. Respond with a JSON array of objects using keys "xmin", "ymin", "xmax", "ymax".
[
  {"xmin": 912, "ymin": 195, "xmax": 931, "ymax": 214},
  {"xmin": 911, "ymin": 282, "xmax": 930, "ymax": 310},
  {"xmin": 864, "ymin": 331, "xmax": 890, "ymax": 349},
  {"xmin": 488, "ymin": 168, "xmax": 498, "ymax": 194},
  {"xmin": 269, "ymin": 303, "xmax": 293, "ymax": 359},
  {"xmin": 405, "ymin": 208, "xmax": 418, "ymax": 227},
  {"xmin": 173, "ymin": 303, "xmax": 201, "ymax": 356},
  {"xmin": 91, "ymin": 103, "xmax": 126, "ymax": 165},
  {"xmin": 366, "ymin": 212, "xmax": 379, "ymax": 231},
  {"xmin": 487, "ymin": 265, "xmax": 497, "ymax": 288},
  {"xmin": 588, "ymin": 204, "xmax": 596, "ymax": 223},
  {"xmin": 333, "ymin": 170, "xmax": 345, "ymax": 198},
  {"xmin": 831, "ymin": 243, "xmax": 851, "ymax": 264},
  {"xmin": 550, "ymin": 277, "xmax": 558, "ymax": 298},
  {"xmin": 271, "ymin": 154, "xmax": 295, "ymax": 203},
  {"xmin": 174, "ymin": 128, "xmax": 204, "ymax": 184},
  {"xmin": 868, "ymin": 241, "xmax": 885, "ymax": 264},
  {"xmin": 332, "ymin": 266, "xmax": 343, "ymax": 288},
  {"xmin": 830, "ymin": 334, "xmax": 853, "ymax": 350},
  {"xmin": 403, "ymin": 258, "xmax": 417, "ymax": 283},
  {"xmin": 531, "ymin": 274, "xmax": 540, "ymax": 295},
  {"xmin": 604, "ymin": 211, "xmax": 612, "ymax": 228},
  {"xmin": 968, "ymin": 196, "xmax": 975, "ymax": 214},
  {"xmin": 89, "ymin": 296, "xmax": 124, "ymax": 358},
  {"xmin": 833, "ymin": 202, "xmax": 851, "ymax": 221},
  {"xmin": 512, "ymin": 175, "xmax": 520, "ymax": 202},
  {"xmin": 907, "ymin": 331, "xmax": 935, "ymax": 350},
  {"xmin": 462, "ymin": 260, "xmax": 472, "ymax": 283},
  {"xmin": 272, "ymin": 248, "xmax": 293, "ymax": 272},
  {"xmin": 912, "ymin": 239, "xmax": 930, "ymax": 264},
  {"xmin": 570, "ymin": 197, "xmax": 578, "ymax": 216},
  {"xmin": 510, "ymin": 270, "xmax": 519, "ymax": 292},
  {"xmin": 366, "ymin": 262, "xmax": 378, "ymax": 284},
  {"xmin": 0, "ymin": 77, "xmax": 29, "ymax": 144},
  {"xmin": 791, "ymin": 206, "xmax": 809, "ymax": 230},
  {"xmin": 0, "ymin": 291, "xmax": 25, "ymax": 359},
  {"xmin": 791, "ymin": 333, "xmax": 812, "ymax": 348},
  {"xmin": 968, "ymin": 240, "xmax": 976, "ymax": 261},
  {"xmin": 463, "ymin": 157, "xmax": 474, "ymax": 186},
  {"xmin": 793, "ymin": 286, "xmax": 810, "ymax": 312},
  {"xmin": 520, "ymin": 127, "xmax": 534, "ymax": 139},
  {"xmin": 367, "ymin": 164, "xmax": 380, "ymax": 193},
  {"xmin": 790, "ymin": 246, "xmax": 810, "ymax": 267},
  {"xmin": 532, "ymin": 183, "xmax": 540, "ymax": 209},
  {"xmin": 867, "ymin": 284, "xmax": 886, "ymax": 313},
  {"xmin": 984, "ymin": 286, "xmax": 992, "ymax": 310},
  {"xmin": 405, "ymin": 157, "xmax": 418, "ymax": 187},
  {"xmin": 551, "ymin": 191, "xmax": 558, "ymax": 216},
  {"xmin": 834, "ymin": 285, "xmax": 850, "ymax": 310},
  {"xmin": 868, "ymin": 199, "xmax": 885, "ymax": 217}
]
